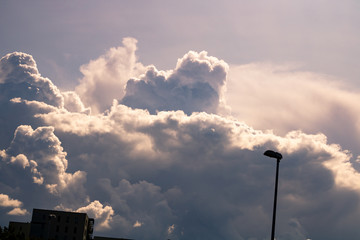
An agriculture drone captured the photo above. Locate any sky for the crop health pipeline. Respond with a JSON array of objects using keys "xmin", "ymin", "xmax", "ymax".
[{"xmin": 1, "ymin": 1, "xmax": 360, "ymax": 239}]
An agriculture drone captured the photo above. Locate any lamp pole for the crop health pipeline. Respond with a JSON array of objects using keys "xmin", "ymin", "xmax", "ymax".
[{"xmin": 264, "ymin": 150, "xmax": 282, "ymax": 240}]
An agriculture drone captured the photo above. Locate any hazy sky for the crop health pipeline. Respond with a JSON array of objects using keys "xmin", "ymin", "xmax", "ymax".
[{"xmin": 1, "ymin": 1, "xmax": 360, "ymax": 240}]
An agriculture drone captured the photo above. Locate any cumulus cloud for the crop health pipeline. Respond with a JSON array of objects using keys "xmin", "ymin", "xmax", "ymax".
[
  {"xmin": 37, "ymin": 99, "xmax": 360, "ymax": 239},
  {"xmin": 75, "ymin": 39, "xmax": 228, "ymax": 115},
  {"xmin": 9, "ymin": 154, "xmax": 30, "ymax": 169},
  {"xmin": 0, "ymin": 52, "xmax": 63, "ymax": 107},
  {"xmin": 2, "ymin": 47, "xmax": 360, "ymax": 240},
  {"xmin": 77, "ymin": 200, "xmax": 114, "ymax": 231},
  {"xmin": 0, "ymin": 194, "xmax": 28, "ymax": 216},
  {"xmin": 7, "ymin": 207, "xmax": 29, "ymax": 216},
  {"xmin": 121, "ymin": 51, "xmax": 229, "ymax": 115},
  {"xmin": 0, "ymin": 125, "xmax": 87, "ymax": 202},
  {"xmin": 0, "ymin": 52, "xmax": 87, "ymax": 149},
  {"xmin": 0, "ymin": 193, "xmax": 23, "ymax": 208},
  {"xmin": 75, "ymin": 38, "xmax": 145, "ymax": 114},
  {"xmin": 62, "ymin": 91, "xmax": 91, "ymax": 114}
]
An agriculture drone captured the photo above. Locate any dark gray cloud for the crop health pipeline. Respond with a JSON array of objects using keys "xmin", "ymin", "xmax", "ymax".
[{"xmin": 1, "ymin": 50, "xmax": 360, "ymax": 240}]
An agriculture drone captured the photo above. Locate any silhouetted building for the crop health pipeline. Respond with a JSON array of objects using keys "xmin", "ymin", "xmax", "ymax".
[
  {"xmin": 9, "ymin": 221, "xmax": 31, "ymax": 240},
  {"xmin": 6, "ymin": 208, "xmax": 131, "ymax": 240},
  {"xmin": 29, "ymin": 208, "xmax": 94, "ymax": 240}
]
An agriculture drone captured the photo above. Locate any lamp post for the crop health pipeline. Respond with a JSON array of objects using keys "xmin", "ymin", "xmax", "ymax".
[{"xmin": 264, "ymin": 150, "xmax": 283, "ymax": 240}]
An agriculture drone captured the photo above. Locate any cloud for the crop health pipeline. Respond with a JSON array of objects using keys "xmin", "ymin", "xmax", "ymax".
[
  {"xmin": 133, "ymin": 220, "xmax": 142, "ymax": 228},
  {"xmin": 9, "ymin": 154, "xmax": 30, "ymax": 169},
  {"xmin": 167, "ymin": 224, "xmax": 175, "ymax": 235},
  {"xmin": 0, "ymin": 52, "xmax": 63, "ymax": 107},
  {"xmin": 0, "ymin": 125, "xmax": 87, "ymax": 205},
  {"xmin": 7, "ymin": 207, "xmax": 29, "ymax": 216},
  {"xmin": 121, "ymin": 51, "xmax": 229, "ymax": 115},
  {"xmin": 37, "ymin": 99, "xmax": 360, "ymax": 239},
  {"xmin": 0, "ymin": 52, "xmax": 87, "ymax": 150},
  {"xmin": 2, "ymin": 48, "xmax": 360, "ymax": 239},
  {"xmin": 226, "ymin": 62, "xmax": 360, "ymax": 157},
  {"xmin": 62, "ymin": 91, "xmax": 91, "ymax": 114},
  {"xmin": 77, "ymin": 200, "xmax": 114, "ymax": 231},
  {"xmin": 0, "ymin": 193, "xmax": 28, "ymax": 216},
  {"xmin": 0, "ymin": 193, "xmax": 23, "ymax": 208},
  {"xmin": 75, "ymin": 38, "xmax": 146, "ymax": 114},
  {"xmin": 75, "ymin": 39, "xmax": 229, "ymax": 115}
]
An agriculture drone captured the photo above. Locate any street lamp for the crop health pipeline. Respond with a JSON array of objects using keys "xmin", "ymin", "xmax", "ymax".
[{"xmin": 264, "ymin": 150, "xmax": 283, "ymax": 240}]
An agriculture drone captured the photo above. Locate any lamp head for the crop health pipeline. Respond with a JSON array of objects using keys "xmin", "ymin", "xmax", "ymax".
[{"xmin": 264, "ymin": 150, "xmax": 282, "ymax": 160}]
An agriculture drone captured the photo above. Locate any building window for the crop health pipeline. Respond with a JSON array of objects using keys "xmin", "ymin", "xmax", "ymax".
[
  {"xmin": 66, "ymin": 216, "xmax": 70, "ymax": 223},
  {"xmin": 65, "ymin": 226, "xmax": 68, "ymax": 233},
  {"xmin": 73, "ymin": 227, "xmax": 77, "ymax": 234},
  {"xmin": 56, "ymin": 225, "xmax": 59, "ymax": 232},
  {"xmin": 57, "ymin": 216, "xmax": 61, "ymax": 222}
]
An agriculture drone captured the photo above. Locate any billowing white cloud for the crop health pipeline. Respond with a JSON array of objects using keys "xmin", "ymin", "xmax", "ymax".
[
  {"xmin": 75, "ymin": 39, "xmax": 228, "ymax": 115},
  {"xmin": 0, "ymin": 52, "xmax": 86, "ymax": 150},
  {"xmin": 121, "ymin": 51, "xmax": 229, "ymax": 115},
  {"xmin": 75, "ymin": 38, "xmax": 146, "ymax": 114},
  {"xmin": 77, "ymin": 200, "xmax": 114, "ymax": 231},
  {"xmin": 62, "ymin": 91, "xmax": 91, "ymax": 114},
  {"xmin": 0, "ymin": 193, "xmax": 23, "ymax": 208},
  {"xmin": 9, "ymin": 154, "xmax": 30, "ymax": 169},
  {"xmin": 7, "ymin": 207, "xmax": 29, "ymax": 216},
  {"xmin": 2, "ymin": 47, "xmax": 360, "ymax": 240},
  {"xmin": 0, "ymin": 52, "xmax": 63, "ymax": 108},
  {"xmin": 0, "ymin": 193, "xmax": 28, "ymax": 216},
  {"xmin": 37, "ymin": 100, "xmax": 360, "ymax": 239},
  {"xmin": 0, "ymin": 125, "xmax": 87, "ymax": 201}
]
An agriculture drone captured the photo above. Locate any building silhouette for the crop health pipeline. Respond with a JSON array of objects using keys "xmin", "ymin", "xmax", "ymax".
[
  {"xmin": 7, "ymin": 208, "xmax": 132, "ymax": 240},
  {"xmin": 30, "ymin": 208, "xmax": 94, "ymax": 240},
  {"xmin": 8, "ymin": 208, "xmax": 93, "ymax": 240},
  {"xmin": 8, "ymin": 221, "xmax": 31, "ymax": 240}
]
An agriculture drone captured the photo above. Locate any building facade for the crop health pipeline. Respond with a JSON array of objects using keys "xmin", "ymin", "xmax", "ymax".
[
  {"xmin": 7, "ymin": 208, "xmax": 129, "ymax": 240},
  {"xmin": 29, "ymin": 208, "xmax": 94, "ymax": 240},
  {"xmin": 9, "ymin": 208, "xmax": 94, "ymax": 240},
  {"xmin": 8, "ymin": 221, "xmax": 31, "ymax": 240}
]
